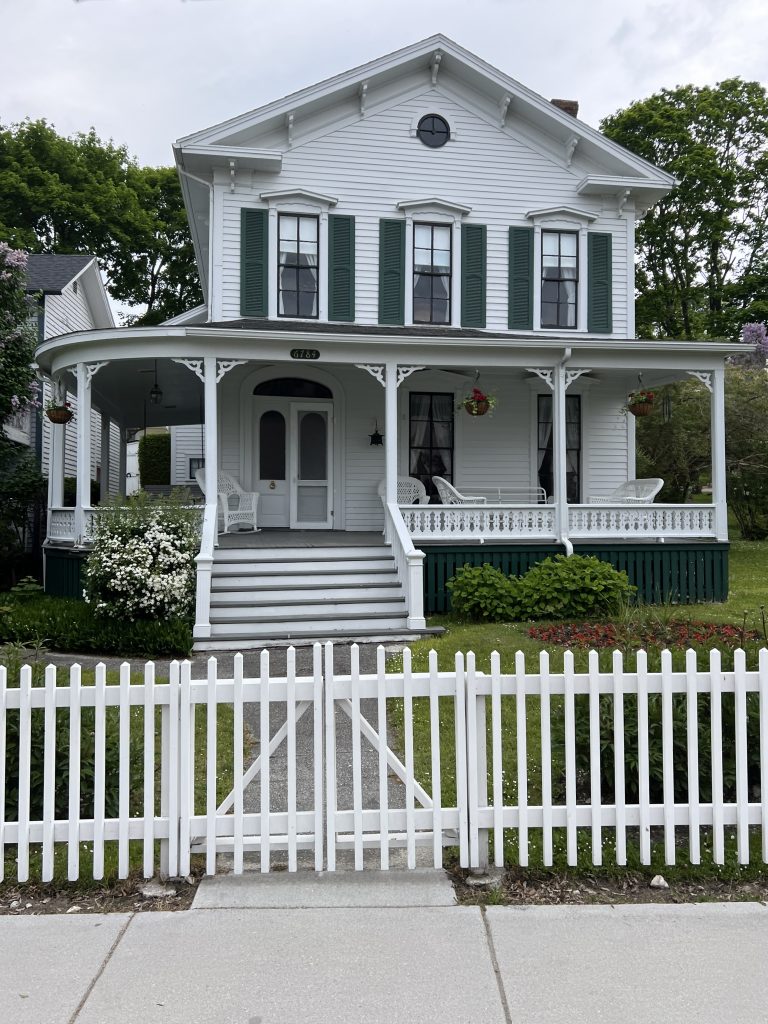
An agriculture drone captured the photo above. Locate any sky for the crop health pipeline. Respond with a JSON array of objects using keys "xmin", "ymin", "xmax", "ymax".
[{"xmin": 1, "ymin": 0, "xmax": 766, "ymax": 168}]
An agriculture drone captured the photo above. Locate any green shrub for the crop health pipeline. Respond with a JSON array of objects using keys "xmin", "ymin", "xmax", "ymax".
[
  {"xmin": 571, "ymin": 689, "xmax": 761, "ymax": 805},
  {"xmin": 138, "ymin": 433, "xmax": 171, "ymax": 486},
  {"xmin": 0, "ymin": 595, "xmax": 192, "ymax": 656},
  {"xmin": 446, "ymin": 563, "xmax": 520, "ymax": 622},
  {"xmin": 84, "ymin": 493, "xmax": 200, "ymax": 620},
  {"xmin": 514, "ymin": 554, "xmax": 635, "ymax": 620}
]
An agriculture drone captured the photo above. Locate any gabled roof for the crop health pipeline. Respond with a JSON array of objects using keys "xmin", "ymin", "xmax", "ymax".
[
  {"xmin": 25, "ymin": 254, "xmax": 94, "ymax": 294},
  {"xmin": 176, "ymin": 34, "xmax": 675, "ymax": 191}
]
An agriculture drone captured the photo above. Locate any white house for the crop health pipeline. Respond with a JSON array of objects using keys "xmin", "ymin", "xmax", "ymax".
[{"xmin": 34, "ymin": 36, "xmax": 744, "ymax": 647}]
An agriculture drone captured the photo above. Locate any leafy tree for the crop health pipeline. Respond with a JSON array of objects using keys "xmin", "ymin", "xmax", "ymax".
[
  {"xmin": 0, "ymin": 243, "xmax": 45, "ymax": 583},
  {"xmin": 601, "ymin": 79, "xmax": 768, "ymax": 340},
  {"xmin": 112, "ymin": 166, "xmax": 203, "ymax": 325},
  {"xmin": 0, "ymin": 120, "xmax": 202, "ymax": 324}
]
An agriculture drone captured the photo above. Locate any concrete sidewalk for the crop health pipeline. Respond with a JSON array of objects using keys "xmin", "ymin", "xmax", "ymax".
[{"xmin": 2, "ymin": 874, "xmax": 767, "ymax": 1024}]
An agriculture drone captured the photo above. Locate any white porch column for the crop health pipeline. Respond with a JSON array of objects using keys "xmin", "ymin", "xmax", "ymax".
[
  {"xmin": 117, "ymin": 428, "xmax": 127, "ymax": 498},
  {"xmin": 47, "ymin": 375, "xmax": 66, "ymax": 511},
  {"xmin": 552, "ymin": 363, "xmax": 569, "ymax": 545},
  {"xmin": 384, "ymin": 361, "xmax": 398, "ymax": 504},
  {"xmin": 203, "ymin": 356, "xmax": 218, "ymax": 505},
  {"xmin": 100, "ymin": 412, "xmax": 111, "ymax": 502},
  {"xmin": 75, "ymin": 362, "xmax": 92, "ymax": 544},
  {"xmin": 711, "ymin": 366, "xmax": 728, "ymax": 541}
]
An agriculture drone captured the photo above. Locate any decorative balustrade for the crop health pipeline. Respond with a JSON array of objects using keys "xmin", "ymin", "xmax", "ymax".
[
  {"xmin": 47, "ymin": 508, "xmax": 99, "ymax": 543},
  {"xmin": 401, "ymin": 503, "xmax": 558, "ymax": 542},
  {"xmin": 568, "ymin": 504, "xmax": 717, "ymax": 539},
  {"xmin": 401, "ymin": 502, "xmax": 717, "ymax": 543}
]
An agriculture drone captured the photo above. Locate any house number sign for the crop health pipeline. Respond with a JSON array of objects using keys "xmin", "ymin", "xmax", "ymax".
[{"xmin": 290, "ymin": 348, "xmax": 320, "ymax": 360}]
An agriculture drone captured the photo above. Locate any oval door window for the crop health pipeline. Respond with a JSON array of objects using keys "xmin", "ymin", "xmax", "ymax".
[
  {"xmin": 299, "ymin": 411, "xmax": 327, "ymax": 479},
  {"xmin": 259, "ymin": 410, "xmax": 286, "ymax": 479}
]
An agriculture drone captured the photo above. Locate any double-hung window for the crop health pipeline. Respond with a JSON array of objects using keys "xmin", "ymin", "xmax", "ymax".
[
  {"xmin": 278, "ymin": 214, "xmax": 319, "ymax": 318},
  {"xmin": 541, "ymin": 230, "xmax": 578, "ymax": 328},
  {"xmin": 413, "ymin": 224, "xmax": 451, "ymax": 324}
]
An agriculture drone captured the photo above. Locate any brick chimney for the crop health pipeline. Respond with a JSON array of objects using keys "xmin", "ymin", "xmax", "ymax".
[{"xmin": 550, "ymin": 98, "xmax": 579, "ymax": 118}]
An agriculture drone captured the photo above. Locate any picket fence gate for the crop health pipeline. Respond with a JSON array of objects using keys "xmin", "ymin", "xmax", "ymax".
[{"xmin": 1, "ymin": 644, "xmax": 767, "ymax": 882}]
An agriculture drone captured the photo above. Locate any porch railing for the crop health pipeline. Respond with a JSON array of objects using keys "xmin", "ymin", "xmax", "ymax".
[
  {"xmin": 568, "ymin": 503, "xmax": 717, "ymax": 539},
  {"xmin": 401, "ymin": 503, "xmax": 558, "ymax": 542},
  {"xmin": 401, "ymin": 502, "xmax": 718, "ymax": 543},
  {"xmin": 384, "ymin": 502, "xmax": 426, "ymax": 629},
  {"xmin": 192, "ymin": 502, "xmax": 218, "ymax": 640},
  {"xmin": 47, "ymin": 507, "xmax": 98, "ymax": 544}
]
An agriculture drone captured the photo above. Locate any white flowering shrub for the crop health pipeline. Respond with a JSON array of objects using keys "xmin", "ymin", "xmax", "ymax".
[{"xmin": 84, "ymin": 494, "xmax": 201, "ymax": 620}]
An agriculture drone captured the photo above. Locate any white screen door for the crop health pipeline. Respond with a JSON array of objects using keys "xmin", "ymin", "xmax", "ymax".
[{"xmin": 290, "ymin": 403, "xmax": 333, "ymax": 529}]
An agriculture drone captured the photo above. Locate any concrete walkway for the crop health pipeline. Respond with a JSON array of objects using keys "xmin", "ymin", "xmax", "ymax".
[{"xmin": 2, "ymin": 875, "xmax": 767, "ymax": 1024}]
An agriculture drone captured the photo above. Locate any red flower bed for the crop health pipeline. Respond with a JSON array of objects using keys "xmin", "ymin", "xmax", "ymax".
[{"xmin": 528, "ymin": 621, "xmax": 760, "ymax": 649}]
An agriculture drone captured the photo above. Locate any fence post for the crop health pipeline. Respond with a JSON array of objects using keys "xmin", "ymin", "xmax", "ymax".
[
  {"xmin": 160, "ymin": 699, "xmax": 170, "ymax": 879},
  {"xmin": 475, "ymin": 689, "xmax": 489, "ymax": 871},
  {"xmin": 466, "ymin": 652, "xmax": 489, "ymax": 871}
]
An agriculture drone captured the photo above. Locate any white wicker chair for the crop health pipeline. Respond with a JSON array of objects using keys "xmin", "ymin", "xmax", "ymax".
[
  {"xmin": 432, "ymin": 476, "xmax": 487, "ymax": 504},
  {"xmin": 377, "ymin": 477, "xmax": 429, "ymax": 505},
  {"xmin": 195, "ymin": 470, "xmax": 259, "ymax": 533},
  {"xmin": 588, "ymin": 478, "xmax": 664, "ymax": 504}
]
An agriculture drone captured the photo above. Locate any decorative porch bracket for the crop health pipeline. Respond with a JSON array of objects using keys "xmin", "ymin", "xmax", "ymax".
[
  {"xmin": 86, "ymin": 361, "xmax": 109, "ymax": 386},
  {"xmin": 396, "ymin": 365, "xmax": 425, "ymax": 388},
  {"xmin": 355, "ymin": 364, "xmax": 386, "ymax": 387},
  {"xmin": 687, "ymin": 371, "xmax": 713, "ymax": 392},
  {"xmin": 216, "ymin": 359, "xmax": 247, "ymax": 383},
  {"xmin": 173, "ymin": 358, "xmax": 205, "ymax": 382},
  {"xmin": 526, "ymin": 367, "xmax": 590, "ymax": 391}
]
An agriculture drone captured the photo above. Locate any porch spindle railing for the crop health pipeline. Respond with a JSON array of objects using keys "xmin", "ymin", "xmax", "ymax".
[{"xmin": 384, "ymin": 501, "xmax": 426, "ymax": 629}]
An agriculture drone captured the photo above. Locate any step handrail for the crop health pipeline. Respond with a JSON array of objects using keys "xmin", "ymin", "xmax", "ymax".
[
  {"xmin": 384, "ymin": 501, "xmax": 426, "ymax": 630},
  {"xmin": 193, "ymin": 501, "xmax": 217, "ymax": 639}
]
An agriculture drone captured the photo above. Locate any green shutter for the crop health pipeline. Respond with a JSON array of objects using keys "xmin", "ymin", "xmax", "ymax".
[
  {"xmin": 508, "ymin": 226, "xmax": 534, "ymax": 330},
  {"xmin": 588, "ymin": 232, "xmax": 613, "ymax": 333},
  {"xmin": 240, "ymin": 208, "xmax": 268, "ymax": 318},
  {"xmin": 461, "ymin": 224, "xmax": 486, "ymax": 328},
  {"xmin": 328, "ymin": 214, "xmax": 355, "ymax": 322},
  {"xmin": 378, "ymin": 218, "xmax": 405, "ymax": 325}
]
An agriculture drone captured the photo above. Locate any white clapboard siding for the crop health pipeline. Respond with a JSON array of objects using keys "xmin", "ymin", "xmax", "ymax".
[
  {"xmin": 170, "ymin": 424, "xmax": 205, "ymax": 486},
  {"xmin": 3, "ymin": 645, "xmax": 764, "ymax": 880},
  {"xmin": 218, "ymin": 87, "xmax": 629, "ymax": 335},
  {"xmin": 216, "ymin": 363, "xmax": 627, "ymax": 531}
]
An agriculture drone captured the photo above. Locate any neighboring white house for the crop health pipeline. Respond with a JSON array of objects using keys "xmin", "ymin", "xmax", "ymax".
[{"xmin": 34, "ymin": 35, "xmax": 747, "ymax": 644}]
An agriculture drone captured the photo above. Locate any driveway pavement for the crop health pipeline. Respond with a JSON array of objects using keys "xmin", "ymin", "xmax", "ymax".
[{"xmin": 2, "ymin": 879, "xmax": 767, "ymax": 1024}]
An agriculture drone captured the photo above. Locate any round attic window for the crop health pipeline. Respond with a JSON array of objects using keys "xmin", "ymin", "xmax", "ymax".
[{"xmin": 417, "ymin": 114, "xmax": 450, "ymax": 148}]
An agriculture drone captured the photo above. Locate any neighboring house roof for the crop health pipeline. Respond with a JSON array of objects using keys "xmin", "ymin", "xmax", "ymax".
[{"xmin": 25, "ymin": 254, "xmax": 95, "ymax": 294}]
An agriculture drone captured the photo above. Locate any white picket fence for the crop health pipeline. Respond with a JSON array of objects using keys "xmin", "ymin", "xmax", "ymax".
[{"xmin": 1, "ymin": 644, "xmax": 767, "ymax": 881}]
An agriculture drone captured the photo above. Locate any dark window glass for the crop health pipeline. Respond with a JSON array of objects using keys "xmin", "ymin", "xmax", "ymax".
[
  {"xmin": 409, "ymin": 392, "xmax": 454, "ymax": 500},
  {"xmin": 299, "ymin": 412, "xmax": 327, "ymax": 479},
  {"xmin": 253, "ymin": 378, "xmax": 332, "ymax": 399},
  {"xmin": 537, "ymin": 394, "xmax": 581, "ymax": 502},
  {"xmin": 541, "ymin": 231, "xmax": 578, "ymax": 328},
  {"xmin": 259, "ymin": 410, "xmax": 286, "ymax": 480},
  {"xmin": 278, "ymin": 214, "xmax": 319, "ymax": 319},
  {"xmin": 417, "ymin": 114, "xmax": 450, "ymax": 148},
  {"xmin": 413, "ymin": 223, "xmax": 452, "ymax": 325}
]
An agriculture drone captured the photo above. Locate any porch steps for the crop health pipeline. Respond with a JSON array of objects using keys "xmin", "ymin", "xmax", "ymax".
[{"xmin": 200, "ymin": 540, "xmax": 415, "ymax": 645}]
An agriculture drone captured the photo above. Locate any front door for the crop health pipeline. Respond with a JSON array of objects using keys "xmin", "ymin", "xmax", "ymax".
[{"xmin": 253, "ymin": 398, "xmax": 333, "ymax": 529}]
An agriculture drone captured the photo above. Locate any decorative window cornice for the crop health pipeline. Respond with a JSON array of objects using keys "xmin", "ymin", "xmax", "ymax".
[
  {"xmin": 525, "ymin": 205, "xmax": 597, "ymax": 225},
  {"xmin": 259, "ymin": 188, "xmax": 338, "ymax": 208},
  {"xmin": 396, "ymin": 197, "xmax": 472, "ymax": 218}
]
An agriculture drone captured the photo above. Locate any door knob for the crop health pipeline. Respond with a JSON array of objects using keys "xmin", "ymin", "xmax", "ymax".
[{"xmin": 269, "ymin": 480, "xmax": 276, "ymax": 490}]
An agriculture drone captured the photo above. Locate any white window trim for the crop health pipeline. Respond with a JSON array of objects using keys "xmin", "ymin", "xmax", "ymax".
[
  {"xmin": 395, "ymin": 199, "xmax": 471, "ymax": 327},
  {"xmin": 260, "ymin": 190, "xmax": 338, "ymax": 322},
  {"xmin": 526, "ymin": 207, "xmax": 597, "ymax": 333}
]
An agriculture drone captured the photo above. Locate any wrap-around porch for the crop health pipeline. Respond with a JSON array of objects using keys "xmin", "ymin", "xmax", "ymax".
[{"xmin": 36, "ymin": 324, "xmax": 735, "ymax": 638}]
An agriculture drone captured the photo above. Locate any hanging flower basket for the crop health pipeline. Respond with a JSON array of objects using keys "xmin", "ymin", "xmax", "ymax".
[
  {"xmin": 626, "ymin": 390, "xmax": 655, "ymax": 417},
  {"xmin": 461, "ymin": 387, "xmax": 496, "ymax": 417},
  {"xmin": 46, "ymin": 405, "xmax": 73, "ymax": 424}
]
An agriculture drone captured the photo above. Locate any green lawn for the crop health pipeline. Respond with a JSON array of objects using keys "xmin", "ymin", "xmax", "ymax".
[
  {"xmin": 389, "ymin": 539, "xmax": 768, "ymax": 877},
  {"xmin": 0, "ymin": 662, "xmax": 240, "ymax": 888}
]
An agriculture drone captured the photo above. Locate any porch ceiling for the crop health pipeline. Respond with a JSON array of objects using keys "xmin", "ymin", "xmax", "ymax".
[{"xmin": 89, "ymin": 358, "xmax": 203, "ymax": 428}]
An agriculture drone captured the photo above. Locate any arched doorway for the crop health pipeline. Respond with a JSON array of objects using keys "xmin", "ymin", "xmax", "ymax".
[{"xmin": 252, "ymin": 377, "xmax": 334, "ymax": 529}]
